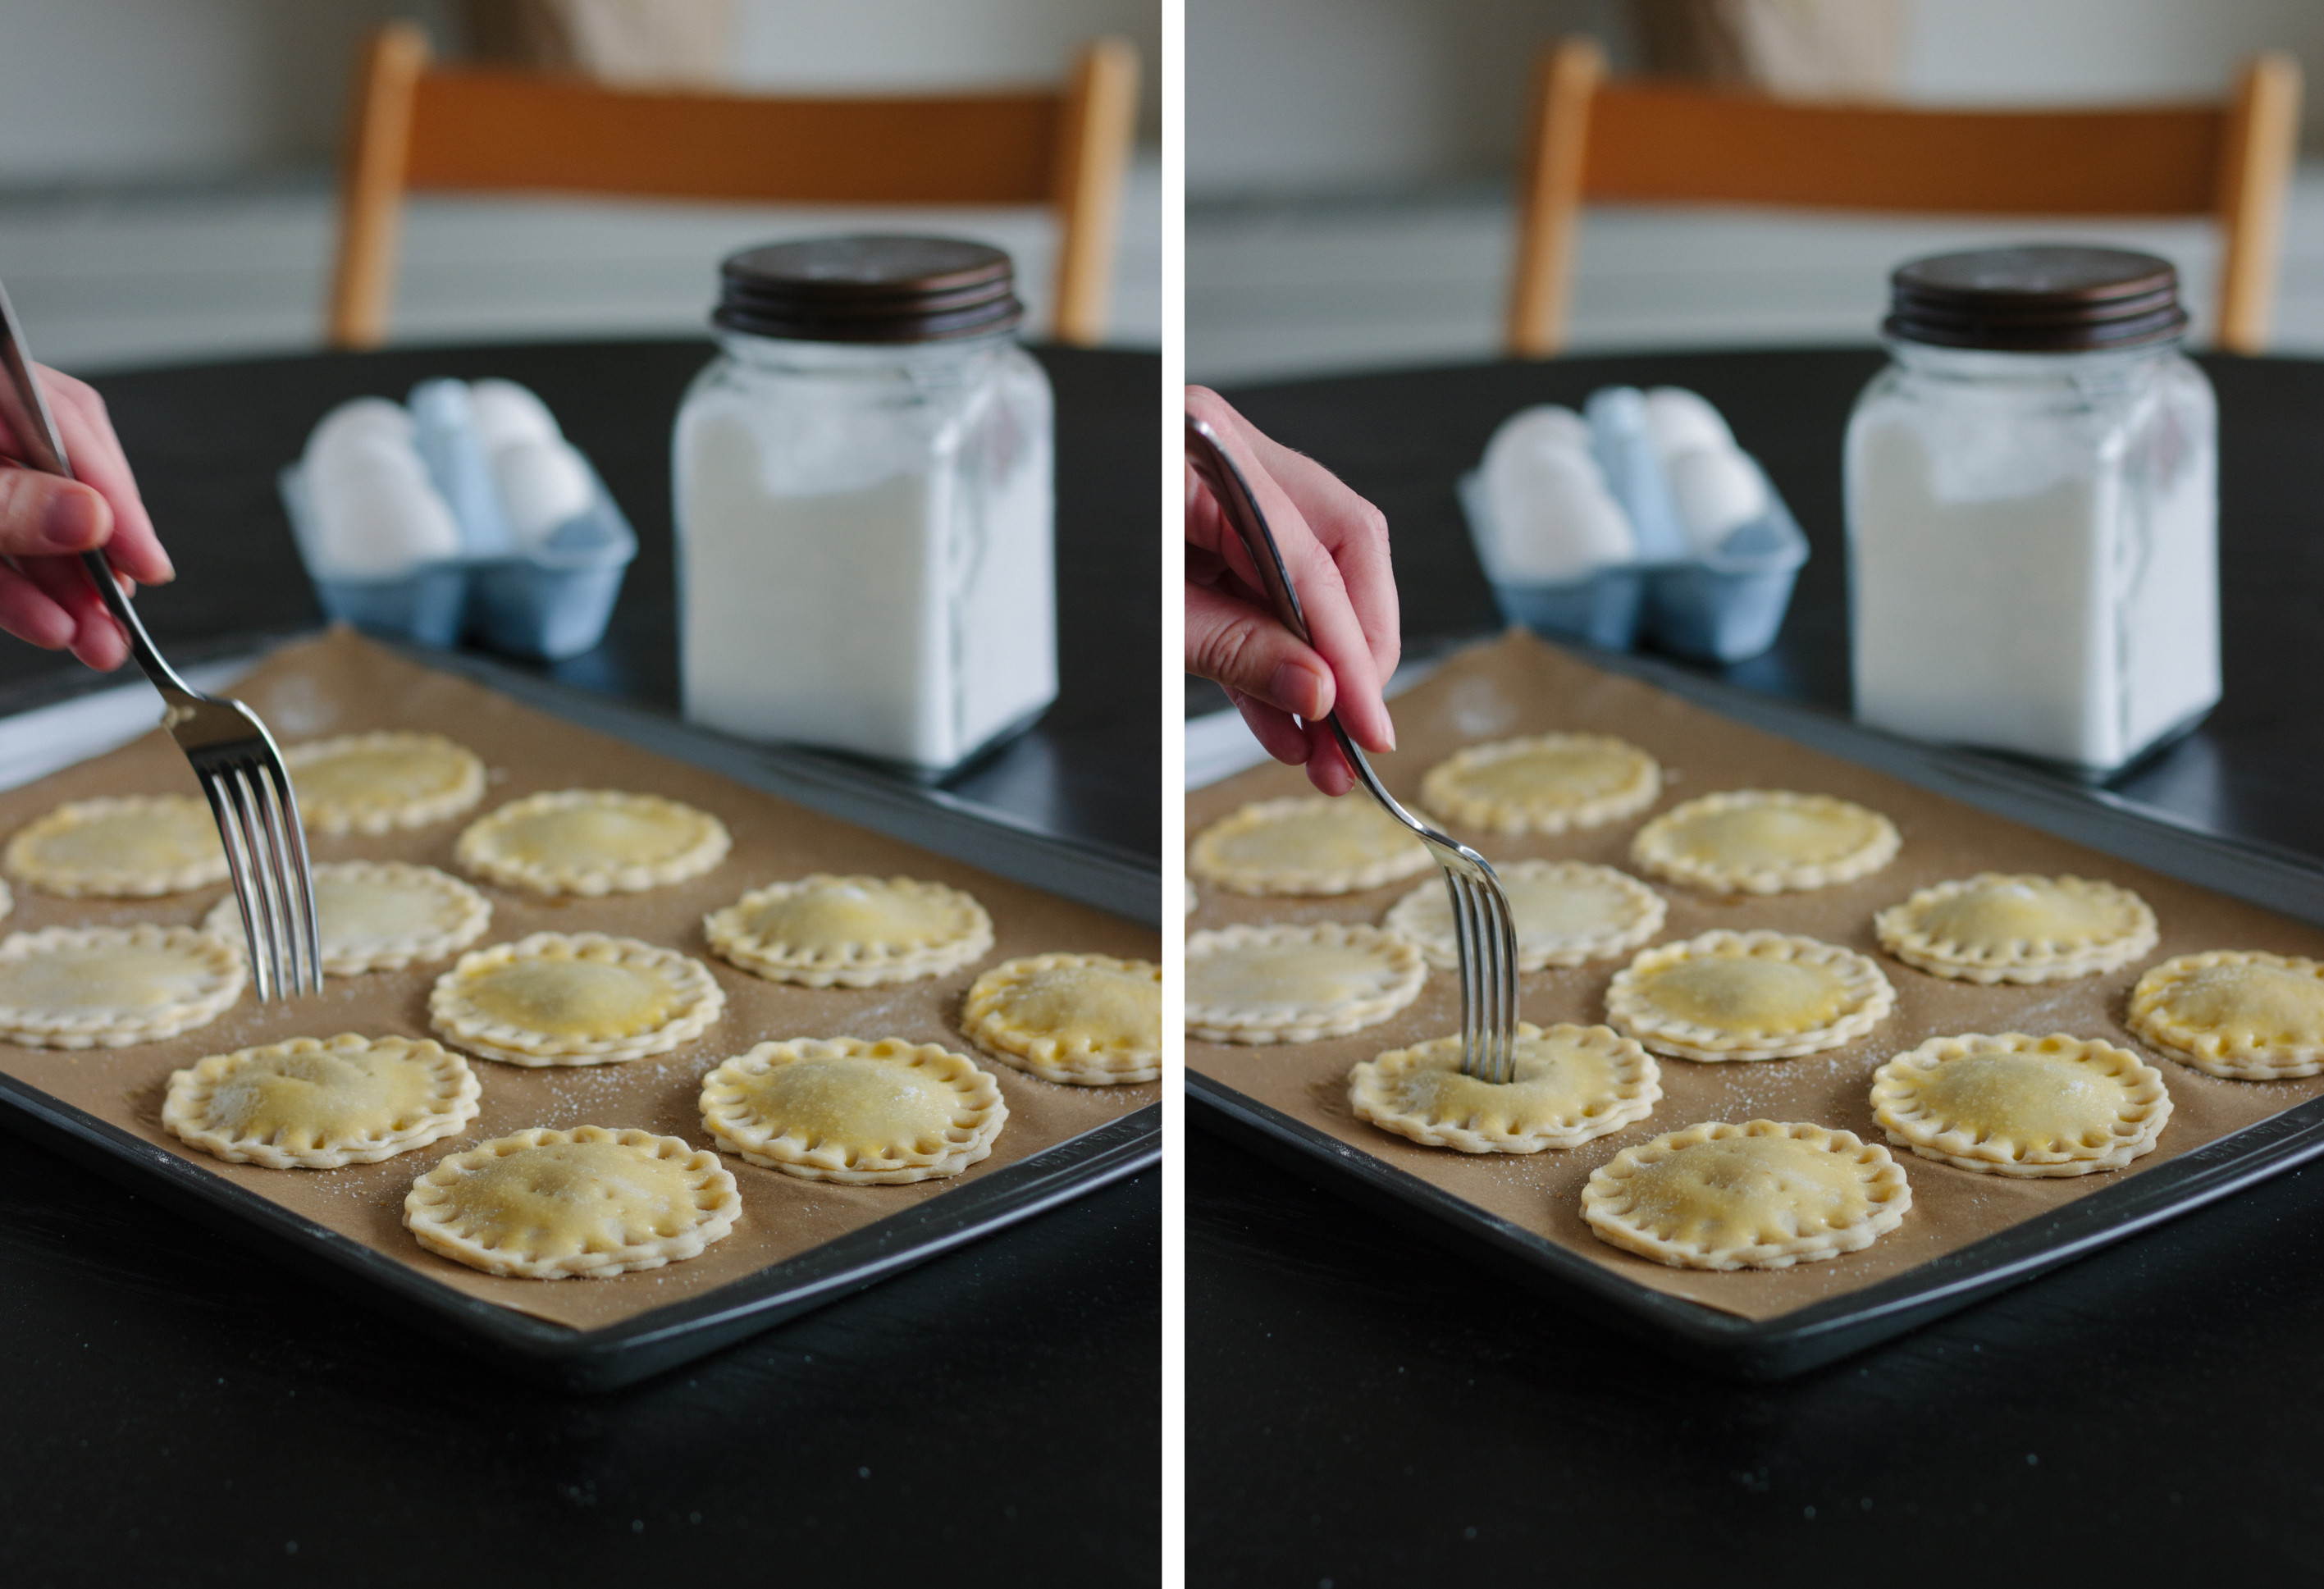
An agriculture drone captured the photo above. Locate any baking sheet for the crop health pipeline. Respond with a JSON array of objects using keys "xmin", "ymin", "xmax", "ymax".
[
  {"xmin": 0, "ymin": 629, "xmax": 1157, "ymax": 1332},
  {"xmin": 1185, "ymin": 630, "xmax": 2324, "ymax": 1322}
]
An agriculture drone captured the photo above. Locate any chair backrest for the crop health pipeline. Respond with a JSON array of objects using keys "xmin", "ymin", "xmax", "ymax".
[
  {"xmin": 329, "ymin": 24, "xmax": 1139, "ymax": 349},
  {"xmin": 1508, "ymin": 38, "xmax": 2301, "ymax": 357}
]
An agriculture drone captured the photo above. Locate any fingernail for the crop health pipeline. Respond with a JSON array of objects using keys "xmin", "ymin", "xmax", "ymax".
[
  {"xmin": 40, "ymin": 489, "xmax": 102, "ymax": 550},
  {"xmin": 1268, "ymin": 660, "xmax": 1322, "ymax": 719}
]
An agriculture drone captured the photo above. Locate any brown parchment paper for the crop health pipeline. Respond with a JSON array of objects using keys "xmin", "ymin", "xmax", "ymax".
[
  {"xmin": 0, "ymin": 630, "xmax": 1157, "ymax": 1331},
  {"xmin": 1186, "ymin": 630, "xmax": 2324, "ymax": 1322}
]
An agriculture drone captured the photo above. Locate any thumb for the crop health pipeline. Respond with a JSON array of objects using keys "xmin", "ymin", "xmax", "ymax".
[
  {"xmin": 0, "ymin": 469, "xmax": 112, "ymax": 557},
  {"xmin": 1186, "ymin": 580, "xmax": 1338, "ymax": 722}
]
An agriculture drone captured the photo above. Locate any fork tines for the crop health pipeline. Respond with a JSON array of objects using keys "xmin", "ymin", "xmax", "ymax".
[
  {"xmin": 199, "ymin": 752, "xmax": 322, "ymax": 1002},
  {"xmin": 1443, "ymin": 856, "xmax": 1521, "ymax": 1085}
]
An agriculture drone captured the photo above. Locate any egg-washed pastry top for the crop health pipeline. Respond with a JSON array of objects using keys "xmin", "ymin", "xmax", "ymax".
[
  {"xmin": 455, "ymin": 789, "xmax": 730, "ymax": 895},
  {"xmin": 1582, "ymin": 1119, "xmax": 1913, "ymax": 1271},
  {"xmin": 1606, "ymin": 929, "xmax": 1895, "ymax": 1061},
  {"xmin": 704, "ymin": 874, "xmax": 993, "ymax": 988},
  {"xmin": 163, "ymin": 1033, "xmax": 480, "ymax": 1170},
  {"xmin": 404, "ymin": 1126, "xmax": 742, "ymax": 1280},
  {"xmin": 1630, "ymin": 789, "xmax": 1899, "ymax": 895},
  {"xmin": 1874, "ymin": 874, "xmax": 2157, "ymax": 984},
  {"xmin": 4, "ymin": 794, "xmax": 227, "ymax": 898},
  {"xmin": 1185, "ymin": 922, "xmax": 1427, "ymax": 1045},
  {"xmin": 203, "ymin": 861, "xmax": 491, "ymax": 975},
  {"xmin": 284, "ymin": 731, "xmax": 486, "ymax": 835},
  {"xmin": 1189, "ymin": 796, "xmax": 1432, "ymax": 897},
  {"xmin": 428, "ymin": 930, "xmax": 724, "ymax": 1066},
  {"xmin": 0, "ymin": 925, "xmax": 245, "ymax": 1049},
  {"xmin": 1870, "ymin": 1032, "xmax": 2172, "ymax": 1177},
  {"xmin": 1419, "ymin": 733, "xmax": 1661, "ymax": 835},
  {"xmin": 1383, "ymin": 858, "xmax": 1664, "ymax": 971},
  {"xmin": 699, "ymin": 1037, "xmax": 1008, "ymax": 1185},
  {"xmin": 961, "ymin": 953, "xmax": 1161, "ymax": 1085},
  {"xmin": 2129, "ymin": 951, "xmax": 2324, "ymax": 1080},
  {"xmin": 1349, "ymin": 1022, "xmax": 1660, "ymax": 1153}
]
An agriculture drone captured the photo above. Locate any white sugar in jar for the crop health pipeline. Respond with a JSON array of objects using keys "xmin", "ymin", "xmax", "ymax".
[
  {"xmin": 1845, "ymin": 246, "xmax": 2218, "ymax": 776},
  {"xmin": 673, "ymin": 236, "xmax": 1056, "ymax": 774}
]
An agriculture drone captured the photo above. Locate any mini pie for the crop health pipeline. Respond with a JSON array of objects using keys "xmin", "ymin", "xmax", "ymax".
[
  {"xmin": 1582, "ymin": 1119, "xmax": 1913, "ymax": 1271},
  {"xmin": 429, "ymin": 931, "xmax": 724, "ymax": 1066},
  {"xmin": 5, "ymin": 794, "xmax": 227, "ymax": 897},
  {"xmin": 1631, "ymin": 789, "xmax": 1899, "ymax": 895},
  {"xmin": 1874, "ymin": 874, "xmax": 2157, "ymax": 984},
  {"xmin": 1349, "ymin": 1022, "xmax": 1660, "ymax": 1153},
  {"xmin": 285, "ymin": 731, "xmax": 486, "ymax": 835},
  {"xmin": 0, "ymin": 925, "xmax": 244, "ymax": 1048},
  {"xmin": 961, "ymin": 952, "xmax": 1162, "ymax": 1085},
  {"xmin": 1870, "ymin": 1032, "xmax": 2171, "ymax": 1177},
  {"xmin": 404, "ymin": 1126, "xmax": 741, "ymax": 1280},
  {"xmin": 1188, "ymin": 796, "xmax": 1431, "ymax": 897},
  {"xmin": 1419, "ymin": 733, "xmax": 1660, "ymax": 834},
  {"xmin": 455, "ymin": 789, "xmax": 730, "ymax": 896},
  {"xmin": 163, "ymin": 1033, "xmax": 480, "ymax": 1170},
  {"xmin": 1607, "ymin": 929, "xmax": 1895, "ymax": 1061},
  {"xmin": 1383, "ymin": 859, "xmax": 1664, "ymax": 970},
  {"xmin": 203, "ymin": 861, "xmax": 491, "ymax": 975},
  {"xmin": 699, "ymin": 1037, "xmax": 1008, "ymax": 1184},
  {"xmin": 704, "ymin": 874, "xmax": 993, "ymax": 988},
  {"xmin": 1185, "ymin": 922, "xmax": 1427, "ymax": 1045},
  {"xmin": 2129, "ymin": 951, "xmax": 2324, "ymax": 1079}
]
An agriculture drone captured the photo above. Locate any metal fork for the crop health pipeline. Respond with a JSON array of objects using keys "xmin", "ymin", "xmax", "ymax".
[
  {"xmin": 1187, "ymin": 415, "xmax": 1521, "ymax": 1082},
  {"xmin": 0, "ymin": 281, "xmax": 321, "ymax": 1001}
]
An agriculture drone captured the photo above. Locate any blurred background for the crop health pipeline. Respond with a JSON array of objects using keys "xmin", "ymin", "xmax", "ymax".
[
  {"xmin": 1189, "ymin": 0, "xmax": 2324, "ymax": 382},
  {"xmin": 0, "ymin": 0, "xmax": 1162, "ymax": 372}
]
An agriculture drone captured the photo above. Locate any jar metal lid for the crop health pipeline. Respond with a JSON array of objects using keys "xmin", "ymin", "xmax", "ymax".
[
  {"xmin": 1884, "ymin": 245, "xmax": 2187, "ymax": 351},
  {"xmin": 713, "ymin": 235, "xmax": 1024, "ymax": 344}
]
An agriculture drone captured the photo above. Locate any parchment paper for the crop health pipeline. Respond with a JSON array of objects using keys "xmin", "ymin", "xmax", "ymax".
[
  {"xmin": 1186, "ymin": 630, "xmax": 2324, "ymax": 1322},
  {"xmin": 0, "ymin": 630, "xmax": 1157, "ymax": 1331}
]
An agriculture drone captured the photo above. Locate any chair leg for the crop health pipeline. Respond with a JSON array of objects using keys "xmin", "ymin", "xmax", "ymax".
[
  {"xmin": 327, "ymin": 23, "xmax": 431, "ymax": 351},
  {"xmin": 2215, "ymin": 51, "xmax": 2301, "ymax": 357},
  {"xmin": 1506, "ymin": 38, "xmax": 1604, "ymax": 360},
  {"xmin": 1050, "ymin": 38, "xmax": 1140, "ymax": 348}
]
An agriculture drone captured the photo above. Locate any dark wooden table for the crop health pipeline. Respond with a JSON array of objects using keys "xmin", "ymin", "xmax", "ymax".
[
  {"xmin": 0, "ymin": 341, "xmax": 1157, "ymax": 1585},
  {"xmin": 1194, "ymin": 348, "xmax": 2324, "ymax": 1583}
]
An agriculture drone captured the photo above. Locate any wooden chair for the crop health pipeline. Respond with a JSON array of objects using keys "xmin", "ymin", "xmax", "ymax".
[
  {"xmin": 1507, "ymin": 39, "xmax": 2302, "ymax": 357},
  {"xmin": 329, "ymin": 24, "xmax": 1139, "ymax": 349}
]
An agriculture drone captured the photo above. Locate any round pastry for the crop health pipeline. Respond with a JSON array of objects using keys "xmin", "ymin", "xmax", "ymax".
[
  {"xmin": 1349, "ymin": 1022, "xmax": 1660, "ymax": 1153},
  {"xmin": 1630, "ymin": 789, "xmax": 1899, "ymax": 895},
  {"xmin": 285, "ymin": 731, "xmax": 486, "ymax": 835},
  {"xmin": 1582, "ymin": 1119, "xmax": 1913, "ymax": 1271},
  {"xmin": 0, "ymin": 925, "xmax": 244, "ymax": 1048},
  {"xmin": 1188, "ymin": 796, "xmax": 1431, "ymax": 897},
  {"xmin": 1382, "ymin": 859, "xmax": 1664, "ymax": 970},
  {"xmin": 2129, "ymin": 951, "xmax": 2324, "ymax": 1079},
  {"xmin": 699, "ymin": 1037, "xmax": 1007, "ymax": 1184},
  {"xmin": 1418, "ymin": 733, "xmax": 1660, "ymax": 835},
  {"xmin": 704, "ymin": 874, "xmax": 993, "ymax": 988},
  {"xmin": 203, "ymin": 861, "xmax": 491, "ymax": 975},
  {"xmin": 1874, "ymin": 874, "xmax": 2157, "ymax": 984},
  {"xmin": 1185, "ymin": 922, "xmax": 1427, "ymax": 1045},
  {"xmin": 961, "ymin": 952, "xmax": 1161, "ymax": 1084},
  {"xmin": 5, "ymin": 794, "xmax": 227, "ymax": 897},
  {"xmin": 404, "ymin": 1126, "xmax": 742, "ymax": 1280},
  {"xmin": 455, "ymin": 789, "xmax": 730, "ymax": 896},
  {"xmin": 1606, "ymin": 929, "xmax": 1895, "ymax": 1061},
  {"xmin": 428, "ymin": 931, "xmax": 724, "ymax": 1066},
  {"xmin": 1870, "ymin": 1032, "xmax": 2172, "ymax": 1176},
  {"xmin": 163, "ymin": 1033, "xmax": 480, "ymax": 1169}
]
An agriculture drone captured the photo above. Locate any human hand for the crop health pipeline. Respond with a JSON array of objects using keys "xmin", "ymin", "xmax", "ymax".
[
  {"xmin": 0, "ymin": 363, "xmax": 174, "ymax": 670},
  {"xmin": 1185, "ymin": 386, "xmax": 1399, "ymax": 797}
]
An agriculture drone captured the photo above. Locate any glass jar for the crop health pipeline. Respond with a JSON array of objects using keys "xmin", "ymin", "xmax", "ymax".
[
  {"xmin": 1845, "ymin": 246, "xmax": 2218, "ymax": 776},
  {"xmin": 673, "ymin": 235, "xmax": 1056, "ymax": 774}
]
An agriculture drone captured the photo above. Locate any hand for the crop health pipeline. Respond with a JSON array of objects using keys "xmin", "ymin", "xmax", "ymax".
[
  {"xmin": 1185, "ymin": 386, "xmax": 1400, "ymax": 796},
  {"xmin": 0, "ymin": 363, "xmax": 174, "ymax": 670}
]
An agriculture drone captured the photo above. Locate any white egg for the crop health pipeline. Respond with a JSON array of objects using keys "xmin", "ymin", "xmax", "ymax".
[
  {"xmin": 1484, "ymin": 447, "xmax": 1636, "ymax": 583},
  {"xmin": 308, "ymin": 441, "xmax": 461, "ymax": 578},
  {"xmin": 1642, "ymin": 386, "xmax": 1735, "ymax": 461},
  {"xmin": 1666, "ymin": 445, "xmax": 1769, "ymax": 553},
  {"xmin": 1483, "ymin": 404, "xmax": 1595, "ymax": 474},
  {"xmin": 304, "ymin": 398, "xmax": 414, "ymax": 474},
  {"xmin": 468, "ymin": 380, "xmax": 564, "ymax": 453},
  {"xmin": 492, "ymin": 439, "xmax": 596, "ymax": 549}
]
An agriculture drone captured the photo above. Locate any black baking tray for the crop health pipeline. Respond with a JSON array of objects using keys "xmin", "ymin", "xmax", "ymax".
[
  {"xmin": 1188, "ymin": 642, "xmax": 2324, "ymax": 1381},
  {"xmin": 0, "ymin": 636, "xmax": 1161, "ymax": 1392}
]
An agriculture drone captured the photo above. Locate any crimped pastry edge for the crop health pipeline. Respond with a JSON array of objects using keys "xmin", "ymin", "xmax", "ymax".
[
  {"xmin": 203, "ymin": 861, "xmax": 492, "ymax": 975},
  {"xmin": 700, "ymin": 1037, "xmax": 1008, "ymax": 1184},
  {"xmin": 1605, "ymin": 929, "xmax": 1896, "ymax": 1061},
  {"xmin": 284, "ymin": 731, "xmax": 487, "ymax": 836},
  {"xmin": 961, "ymin": 952, "xmax": 1162, "ymax": 1085},
  {"xmin": 1629, "ymin": 788, "xmax": 1900, "ymax": 895},
  {"xmin": 704, "ymin": 874, "xmax": 993, "ymax": 988},
  {"xmin": 1349, "ymin": 1021, "xmax": 1660, "ymax": 1153},
  {"xmin": 427, "ymin": 930, "xmax": 725, "ymax": 1066},
  {"xmin": 163, "ymin": 1033, "xmax": 481, "ymax": 1169},
  {"xmin": 2129, "ymin": 950, "xmax": 2324, "ymax": 1078},
  {"xmin": 1187, "ymin": 796, "xmax": 1433, "ymax": 897},
  {"xmin": 454, "ymin": 788, "xmax": 732, "ymax": 896},
  {"xmin": 0, "ymin": 924, "xmax": 246, "ymax": 1048},
  {"xmin": 1582, "ymin": 1118, "xmax": 1913, "ymax": 1270},
  {"xmin": 403, "ymin": 1126, "xmax": 741, "ymax": 1279},
  {"xmin": 1870, "ymin": 1031, "xmax": 2172, "ymax": 1176},
  {"xmin": 3, "ymin": 794, "xmax": 229, "ymax": 898},
  {"xmin": 1417, "ymin": 733, "xmax": 1662, "ymax": 836},
  {"xmin": 1382, "ymin": 858, "xmax": 1665, "ymax": 970},
  {"xmin": 1185, "ymin": 921, "xmax": 1427, "ymax": 1045},
  {"xmin": 1873, "ymin": 873, "xmax": 2158, "ymax": 984}
]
